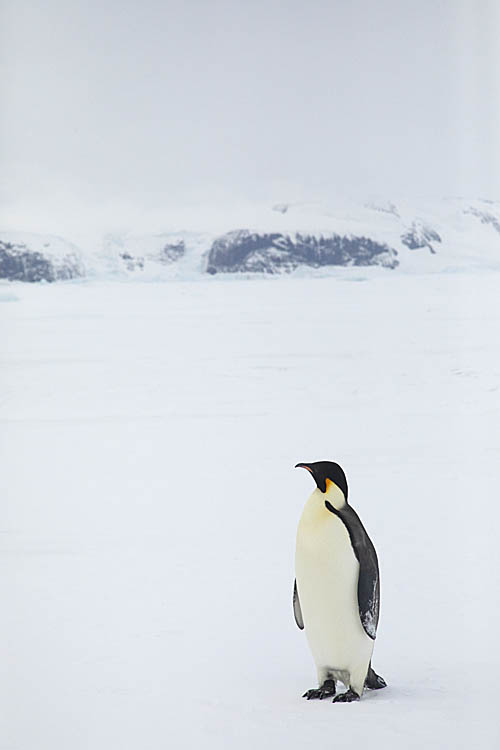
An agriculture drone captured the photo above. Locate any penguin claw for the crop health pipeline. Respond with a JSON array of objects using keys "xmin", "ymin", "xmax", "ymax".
[
  {"xmin": 302, "ymin": 680, "xmax": 336, "ymax": 700},
  {"xmin": 302, "ymin": 689, "xmax": 333, "ymax": 700},
  {"xmin": 302, "ymin": 690, "xmax": 318, "ymax": 699},
  {"xmin": 332, "ymin": 689, "xmax": 360, "ymax": 703}
]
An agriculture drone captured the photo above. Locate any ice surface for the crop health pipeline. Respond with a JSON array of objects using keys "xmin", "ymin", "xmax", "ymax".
[{"xmin": 1, "ymin": 274, "xmax": 499, "ymax": 748}]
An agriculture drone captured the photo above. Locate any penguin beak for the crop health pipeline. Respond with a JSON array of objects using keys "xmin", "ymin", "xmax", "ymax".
[{"xmin": 295, "ymin": 463, "xmax": 313, "ymax": 474}]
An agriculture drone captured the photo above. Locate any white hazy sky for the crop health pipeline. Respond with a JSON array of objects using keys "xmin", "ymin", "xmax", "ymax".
[{"xmin": 1, "ymin": 0, "xmax": 499, "ymax": 233}]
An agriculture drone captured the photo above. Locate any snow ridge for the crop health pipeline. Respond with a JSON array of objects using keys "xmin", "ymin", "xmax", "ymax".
[{"xmin": 1, "ymin": 197, "xmax": 499, "ymax": 281}]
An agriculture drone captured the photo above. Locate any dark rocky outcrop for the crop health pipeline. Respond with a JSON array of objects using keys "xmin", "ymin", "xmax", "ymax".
[
  {"xmin": 206, "ymin": 230, "xmax": 398, "ymax": 274},
  {"xmin": 464, "ymin": 207, "xmax": 500, "ymax": 235},
  {"xmin": 401, "ymin": 223, "xmax": 441, "ymax": 254},
  {"xmin": 0, "ymin": 240, "xmax": 83, "ymax": 282},
  {"xmin": 119, "ymin": 252, "xmax": 144, "ymax": 272},
  {"xmin": 159, "ymin": 240, "xmax": 185, "ymax": 263},
  {"xmin": 118, "ymin": 239, "xmax": 185, "ymax": 271}
]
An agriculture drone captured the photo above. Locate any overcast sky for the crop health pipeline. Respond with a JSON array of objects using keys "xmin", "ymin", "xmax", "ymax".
[{"xmin": 1, "ymin": 0, "xmax": 499, "ymax": 232}]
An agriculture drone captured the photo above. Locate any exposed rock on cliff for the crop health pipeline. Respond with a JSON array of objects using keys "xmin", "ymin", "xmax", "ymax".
[
  {"xmin": 0, "ymin": 238, "xmax": 84, "ymax": 282},
  {"xmin": 206, "ymin": 230, "xmax": 398, "ymax": 274}
]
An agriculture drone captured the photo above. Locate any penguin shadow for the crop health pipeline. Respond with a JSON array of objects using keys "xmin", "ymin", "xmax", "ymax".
[
  {"xmin": 360, "ymin": 678, "xmax": 444, "ymax": 705},
  {"xmin": 361, "ymin": 685, "xmax": 390, "ymax": 702}
]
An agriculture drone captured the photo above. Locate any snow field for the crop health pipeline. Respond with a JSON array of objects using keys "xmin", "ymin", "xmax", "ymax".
[{"xmin": 1, "ymin": 272, "xmax": 499, "ymax": 748}]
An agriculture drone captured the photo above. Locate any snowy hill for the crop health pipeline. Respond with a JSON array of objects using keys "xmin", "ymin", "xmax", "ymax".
[{"xmin": 1, "ymin": 197, "xmax": 500, "ymax": 281}]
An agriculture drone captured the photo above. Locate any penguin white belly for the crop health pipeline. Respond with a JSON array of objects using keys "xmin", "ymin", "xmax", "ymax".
[{"xmin": 295, "ymin": 491, "xmax": 373, "ymax": 687}]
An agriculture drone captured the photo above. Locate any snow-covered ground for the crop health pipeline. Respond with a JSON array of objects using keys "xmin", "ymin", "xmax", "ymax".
[{"xmin": 1, "ymin": 272, "xmax": 499, "ymax": 748}]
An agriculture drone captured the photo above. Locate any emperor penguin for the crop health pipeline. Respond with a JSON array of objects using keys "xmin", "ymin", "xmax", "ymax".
[{"xmin": 294, "ymin": 461, "xmax": 386, "ymax": 702}]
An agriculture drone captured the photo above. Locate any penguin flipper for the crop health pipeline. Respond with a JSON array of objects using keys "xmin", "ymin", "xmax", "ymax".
[
  {"xmin": 324, "ymin": 501, "xmax": 380, "ymax": 640},
  {"xmin": 293, "ymin": 579, "xmax": 304, "ymax": 629},
  {"xmin": 355, "ymin": 539, "xmax": 380, "ymax": 640}
]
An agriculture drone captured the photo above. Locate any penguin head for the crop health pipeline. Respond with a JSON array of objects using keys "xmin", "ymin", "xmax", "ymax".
[{"xmin": 295, "ymin": 461, "xmax": 348, "ymax": 501}]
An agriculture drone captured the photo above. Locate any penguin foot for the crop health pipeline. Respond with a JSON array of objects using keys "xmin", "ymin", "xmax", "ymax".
[
  {"xmin": 302, "ymin": 679, "xmax": 336, "ymax": 700},
  {"xmin": 364, "ymin": 666, "xmax": 387, "ymax": 690},
  {"xmin": 332, "ymin": 689, "xmax": 359, "ymax": 703}
]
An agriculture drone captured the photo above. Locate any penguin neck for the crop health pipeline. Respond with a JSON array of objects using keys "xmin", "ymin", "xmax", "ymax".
[
  {"xmin": 299, "ymin": 484, "xmax": 347, "ymax": 529},
  {"xmin": 323, "ymin": 480, "xmax": 347, "ymax": 510}
]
